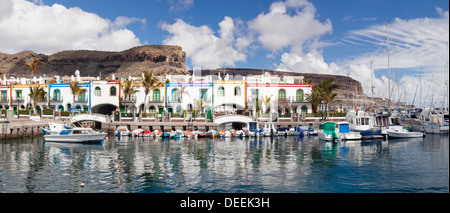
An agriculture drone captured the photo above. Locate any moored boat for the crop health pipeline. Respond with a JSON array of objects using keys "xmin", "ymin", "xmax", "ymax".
[
  {"xmin": 336, "ymin": 122, "xmax": 361, "ymax": 140},
  {"xmin": 386, "ymin": 125, "xmax": 424, "ymax": 138},
  {"xmin": 42, "ymin": 123, "xmax": 106, "ymax": 143},
  {"xmin": 318, "ymin": 122, "xmax": 340, "ymax": 142}
]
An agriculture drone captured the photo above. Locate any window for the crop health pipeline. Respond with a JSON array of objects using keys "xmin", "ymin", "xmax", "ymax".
[
  {"xmin": 149, "ymin": 106, "xmax": 155, "ymax": 113},
  {"xmin": 234, "ymin": 86, "xmax": 241, "ymax": 96},
  {"xmin": 218, "ymin": 86, "xmax": 224, "ymax": 96},
  {"xmin": 172, "ymin": 89, "xmax": 179, "ymax": 101},
  {"xmin": 296, "ymin": 89, "xmax": 304, "ymax": 102},
  {"xmin": 58, "ymin": 105, "xmax": 64, "ymax": 111},
  {"xmin": 53, "ymin": 89, "xmax": 61, "ymax": 101},
  {"xmin": 94, "ymin": 87, "xmax": 101, "ymax": 96},
  {"xmin": 301, "ymin": 106, "xmax": 308, "ymax": 114},
  {"xmin": 16, "ymin": 90, "xmax": 22, "ymax": 100},
  {"xmin": 78, "ymin": 92, "xmax": 86, "ymax": 101},
  {"xmin": 279, "ymin": 89, "xmax": 286, "ymax": 99},
  {"xmin": 153, "ymin": 89, "xmax": 160, "ymax": 102},
  {"xmin": 1, "ymin": 90, "xmax": 6, "ymax": 101},
  {"xmin": 251, "ymin": 89, "xmax": 259, "ymax": 99},
  {"xmin": 110, "ymin": 86, "xmax": 116, "ymax": 96},
  {"xmin": 200, "ymin": 89, "xmax": 208, "ymax": 100}
]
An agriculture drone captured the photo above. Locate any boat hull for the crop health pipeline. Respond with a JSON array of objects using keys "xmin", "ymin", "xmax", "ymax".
[
  {"xmin": 352, "ymin": 129, "xmax": 382, "ymax": 139},
  {"xmin": 387, "ymin": 131, "xmax": 424, "ymax": 138},
  {"xmin": 44, "ymin": 133, "xmax": 107, "ymax": 143},
  {"xmin": 339, "ymin": 132, "xmax": 362, "ymax": 140}
]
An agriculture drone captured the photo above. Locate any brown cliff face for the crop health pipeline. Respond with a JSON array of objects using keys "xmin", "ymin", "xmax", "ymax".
[{"xmin": 0, "ymin": 45, "xmax": 187, "ymax": 78}]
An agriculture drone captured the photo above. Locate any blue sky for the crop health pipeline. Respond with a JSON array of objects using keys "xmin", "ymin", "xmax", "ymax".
[{"xmin": 0, "ymin": 0, "xmax": 449, "ymax": 107}]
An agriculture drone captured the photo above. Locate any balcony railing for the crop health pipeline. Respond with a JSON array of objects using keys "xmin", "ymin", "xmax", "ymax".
[
  {"xmin": 75, "ymin": 96, "xmax": 88, "ymax": 102},
  {"xmin": 149, "ymin": 99, "xmax": 164, "ymax": 103},
  {"xmin": 121, "ymin": 95, "xmax": 136, "ymax": 103},
  {"xmin": 0, "ymin": 98, "xmax": 9, "ymax": 103},
  {"xmin": 50, "ymin": 96, "xmax": 62, "ymax": 102},
  {"xmin": 12, "ymin": 97, "xmax": 24, "ymax": 102},
  {"xmin": 37, "ymin": 97, "xmax": 48, "ymax": 102}
]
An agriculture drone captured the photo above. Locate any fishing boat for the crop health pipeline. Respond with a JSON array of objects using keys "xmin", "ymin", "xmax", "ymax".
[
  {"xmin": 386, "ymin": 125, "xmax": 424, "ymax": 138},
  {"xmin": 131, "ymin": 128, "xmax": 144, "ymax": 137},
  {"xmin": 318, "ymin": 122, "xmax": 340, "ymax": 142},
  {"xmin": 336, "ymin": 122, "xmax": 361, "ymax": 140},
  {"xmin": 115, "ymin": 126, "xmax": 130, "ymax": 137},
  {"xmin": 153, "ymin": 129, "xmax": 162, "ymax": 137},
  {"xmin": 140, "ymin": 130, "xmax": 152, "ymax": 137},
  {"xmin": 345, "ymin": 110, "xmax": 382, "ymax": 139},
  {"xmin": 207, "ymin": 129, "xmax": 218, "ymax": 137},
  {"xmin": 263, "ymin": 123, "xmax": 277, "ymax": 137},
  {"xmin": 301, "ymin": 123, "xmax": 318, "ymax": 136},
  {"xmin": 183, "ymin": 130, "xmax": 192, "ymax": 138},
  {"xmin": 42, "ymin": 123, "xmax": 107, "ymax": 143},
  {"xmin": 193, "ymin": 130, "xmax": 206, "ymax": 137},
  {"xmin": 277, "ymin": 127, "xmax": 289, "ymax": 136},
  {"xmin": 219, "ymin": 130, "xmax": 231, "ymax": 137},
  {"xmin": 289, "ymin": 126, "xmax": 303, "ymax": 136},
  {"xmin": 162, "ymin": 131, "xmax": 171, "ymax": 138}
]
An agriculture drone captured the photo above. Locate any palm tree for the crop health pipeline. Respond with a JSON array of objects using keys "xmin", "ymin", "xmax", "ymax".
[
  {"xmin": 262, "ymin": 94, "xmax": 272, "ymax": 113},
  {"xmin": 319, "ymin": 78, "xmax": 340, "ymax": 118},
  {"xmin": 121, "ymin": 79, "xmax": 138, "ymax": 113},
  {"xmin": 122, "ymin": 79, "xmax": 138, "ymax": 101},
  {"xmin": 69, "ymin": 81, "xmax": 87, "ymax": 112},
  {"xmin": 306, "ymin": 84, "xmax": 323, "ymax": 113},
  {"xmin": 303, "ymin": 78, "xmax": 313, "ymax": 84},
  {"xmin": 195, "ymin": 98, "xmax": 207, "ymax": 118},
  {"xmin": 177, "ymin": 84, "xmax": 189, "ymax": 102},
  {"xmin": 142, "ymin": 71, "xmax": 161, "ymax": 110},
  {"xmin": 28, "ymin": 85, "xmax": 46, "ymax": 112},
  {"xmin": 25, "ymin": 58, "xmax": 43, "ymax": 82}
]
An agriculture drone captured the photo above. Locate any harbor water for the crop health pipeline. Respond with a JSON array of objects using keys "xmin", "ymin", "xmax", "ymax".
[{"xmin": 0, "ymin": 134, "xmax": 448, "ymax": 193}]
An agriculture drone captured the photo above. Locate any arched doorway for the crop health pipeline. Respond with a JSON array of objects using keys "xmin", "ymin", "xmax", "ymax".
[{"xmin": 91, "ymin": 104, "xmax": 118, "ymax": 115}]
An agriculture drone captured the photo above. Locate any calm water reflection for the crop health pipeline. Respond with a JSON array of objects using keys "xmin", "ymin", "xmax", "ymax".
[{"xmin": 0, "ymin": 134, "xmax": 448, "ymax": 193}]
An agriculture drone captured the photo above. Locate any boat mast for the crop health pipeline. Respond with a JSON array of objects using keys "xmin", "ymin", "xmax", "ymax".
[
  {"xmin": 370, "ymin": 60, "xmax": 374, "ymax": 111},
  {"xmin": 387, "ymin": 21, "xmax": 391, "ymax": 112}
]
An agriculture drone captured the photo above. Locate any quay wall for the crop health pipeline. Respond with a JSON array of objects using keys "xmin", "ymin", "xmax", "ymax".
[{"xmin": 0, "ymin": 117, "xmax": 346, "ymax": 139}]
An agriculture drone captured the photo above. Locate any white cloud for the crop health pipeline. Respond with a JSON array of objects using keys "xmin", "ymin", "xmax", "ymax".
[
  {"xmin": 0, "ymin": 0, "xmax": 144, "ymax": 54},
  {"xmin": 161, "ymin": 16, "xmax": 247, "ymax": 69},
  {"xmin": 341, "ymin": 8, "xmax": 449, "ymax": 106},
  {"xmin": 168, "ymin": 0, "xmax": 194, "ymax": 12},
  {"xmin": 276, "ymin": 49, "xmax": 342, "ymax": 75},
  {"xmin": 247, "ymin": 0, "xmax": 332, "ymax": 52}
]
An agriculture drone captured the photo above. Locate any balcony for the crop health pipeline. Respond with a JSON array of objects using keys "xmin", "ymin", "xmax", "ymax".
[
  {"xmin": 12, "ymin": 97, "xmax": 24, "ymax": 102},
  {"xmin": 75, "ymin": 96, "xmax": 88, "ymax": 102},
  {"xmin": 37, "ymin": 97, "xmax": 48, "ymax": 102},
  {"xmin": 149, "ymin": 99, "xmax": 164, "ymax": 103},
  {"xmin": 50, "ymin": 96, "xmax": 63, "ymax": 102},
  {"xmin": 121, "ymin": 95, "xmax": 136, "ymax": 104},
  {"xmin": 0, "ymin": 98, "xmax": 9, "ymax": 103},
  {"xmin": 167, "ymin": 97, "xmax": 181, "ymax": 103}
]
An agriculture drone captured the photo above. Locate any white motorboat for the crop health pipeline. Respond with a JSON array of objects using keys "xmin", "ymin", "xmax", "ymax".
[
  {"xmin": 386, "ymin": 125, "xmax": 424, "ymax": 138},
  {"xmin": 345, "ymin": 110, "xmax": 382, "ymax": 139},
  {"xmin": 42, "ymin": 123, "xmax": 107, "ymax": 143},
  {"xmin": 131, "ymin": 128, "xmax": 144, "ymax": 137},
  {"xmin": 115, "ymin": 126, "xmax": 130, "ymax": 136},
  {"xmin": 318, "ymin": 122, "xmax": 340, "ymax": 141},
  {"xmin": 336, "ymin": 122, "xmax": 361, "ymax": 140}
]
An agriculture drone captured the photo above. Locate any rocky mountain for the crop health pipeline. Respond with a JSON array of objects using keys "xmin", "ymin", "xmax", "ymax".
[{"xmin": 0, "ymin": 45, "xmax": 187, "ymax": 78}]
